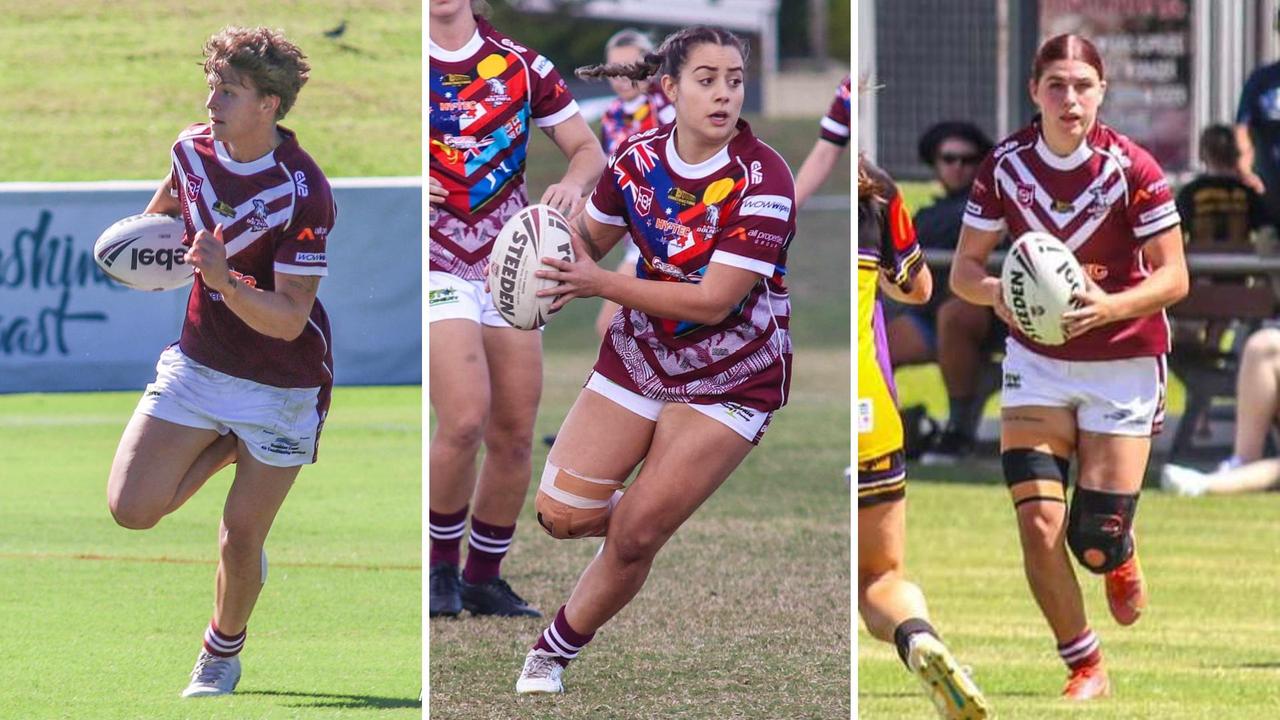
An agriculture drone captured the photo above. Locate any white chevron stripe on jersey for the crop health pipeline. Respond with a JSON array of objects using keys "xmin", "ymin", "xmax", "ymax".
[{"xmin": 1003, "ymin": 149, "xmax": 1123, "ymax": 232}]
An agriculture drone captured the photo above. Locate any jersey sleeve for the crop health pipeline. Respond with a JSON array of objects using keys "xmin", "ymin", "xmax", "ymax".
[
  {"xmin": 880, "ymin": 186, "xmax": 924, "ymax": 291},
  {"xmin": 1125, "ymin": 144, "xmax": 1180, "ymax": 240},
  {"xmin": 711, "ymin": 155, "xmax": 795, "ymax": 278},
  {"xmin": 276, "ymin": 174, "xmax": 335, "ymax": 277},
  {"xmin": 818, "ymin": 77, "xmax": 852, "ymax": 146},
  {"xmin": 585, "ymin": 150, "xmax": 629, "ymax": 227},
  {"xmin": 528, "ymin": 53, "xmax": 580, "ymax": 128},
  {"xmin": 962, "ymin": 151, "xmax": 1006, "ymax": 233}
]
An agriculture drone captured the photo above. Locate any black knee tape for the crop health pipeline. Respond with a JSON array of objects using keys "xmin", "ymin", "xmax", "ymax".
[
  {"xmin": 1002, "ymin": 449, "xmax": 1070, "ymax": 486},
  {"xmin": 1067, "ymin": 487, "xmax": 1138, "ymax": 573}
]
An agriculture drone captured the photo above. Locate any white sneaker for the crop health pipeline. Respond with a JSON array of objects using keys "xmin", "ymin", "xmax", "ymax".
[
  {"xmin": 1160, "ymin": 463, "xmax": 1209, "ymax": 497},
  {"xmin": 907, "ymin": 634, "xmax": 990, "ymax": 720},
  {"xmin": 516, "ymin": 650, "xmax": 564, "ymax": 694},
  {"xmin": 181, "ymin": 651, "xmax": 241, "ymax": 698}
]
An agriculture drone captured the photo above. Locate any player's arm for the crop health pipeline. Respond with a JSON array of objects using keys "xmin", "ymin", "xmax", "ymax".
[
  {"xmin": 1062, "ymin": 226, "xmax": 1188, "ymax": 338},
  {"xmin": 951, "ymin": 224, "xmax": 1014, "ymax": 324},
  {"xmin": 187, "ymin": 224, "xmax": 319, "ymax": 341},
  {"xmin": 879, "ymin": 262, "xmax": 931, "ymax": 305},
  {"xmin": 540, "ymin": 114, "xmax": 607, "ymax": 216},
  {"xmin": 793, "ymin": 139, "xmax": 845, "ymax": 210},
  {"xmin": 1235, "ymin": 124, "xmax": 1266, "ymax": 195},
  {"xmin": 145, "ymin": 176, "xmax": 181, "ymax": 216}
]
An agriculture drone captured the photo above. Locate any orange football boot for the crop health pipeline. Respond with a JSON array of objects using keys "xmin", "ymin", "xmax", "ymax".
[
  {"xmin": 1062, "ymin": 660, "xmax": 1111, "ymax": 701},
  {"xmin": 1105, "ymin": 538, "xmax": 1147, "ymax": 626}
]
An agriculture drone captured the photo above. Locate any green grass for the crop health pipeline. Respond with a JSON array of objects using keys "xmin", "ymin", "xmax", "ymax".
[
  {"xmin": 429, "ymin": 347, "xmax": 851, "ymax": 719},
  {"xmin": 0, "ymin": 0, "xmax": 419, "ymax": 180},
  {"xmin": 859, "ymin": 478, "xmax": 1280, "ymax": 718},
  {"xmin": 0, "ymin": 386, "xmax": 421, "ymax": 719}
]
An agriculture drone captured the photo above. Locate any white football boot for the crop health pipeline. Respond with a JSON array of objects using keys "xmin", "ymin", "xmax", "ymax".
[
  {"xmin": 181, "ymin": 650, "xmax": 241, "ymax": 698},
  {"xmin": 907, "ymin": 634, "xmax": 990, "ymax": 720},
  {"xmin": 1160, "ymin": 463, "xmax": 1210, "ymax": 497},
  {"xmin": 516, "ymin": 650, "xmax": 564, "ymax": 694}
]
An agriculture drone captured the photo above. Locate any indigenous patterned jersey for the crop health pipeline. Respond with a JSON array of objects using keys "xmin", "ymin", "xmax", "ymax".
[
  {"xmin": 428, "ymin": 17, "xmax": 580, "ymax": 280},
  {"xmin": 819, "ymin": 76, "xmax": 852, "ymax": 147},
  {"xmin": 964, "ymin": 120, "xmax": 1180, "ymax": 360},
  {"xmin": 599, "ymin": 81, "xmax": 676, "ymax": 154},
  {"xmin": 170, "ymin": 123, "xmax": 336, "ymax": 389},
  {"xmin": 857, "ymin": 162, "xmax": 923, "ymax": 462},
  {"xmin": 586, "ymin": 119, "xmax": 795, "ymax": 411}
]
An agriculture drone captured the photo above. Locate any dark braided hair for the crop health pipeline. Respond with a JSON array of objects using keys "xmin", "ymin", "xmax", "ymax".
[{"xmin": 576, "ymin": 25, "xmax": 749, "ymax": 82}]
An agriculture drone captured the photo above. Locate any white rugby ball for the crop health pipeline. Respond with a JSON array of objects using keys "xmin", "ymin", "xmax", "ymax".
[
  {"xmin": 93, "ymin": 213, "xmax": 193, "ymax": 292},
  {"xmin": 488, "ymin": 204, "xmax": 574, "ymax": 330},
  {"xmin": 1000, "ymin": 231, "xmax": 1086, "ymax": 346}
]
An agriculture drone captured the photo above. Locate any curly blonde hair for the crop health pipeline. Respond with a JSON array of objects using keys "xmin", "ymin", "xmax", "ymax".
[{"xmin": 204, "ymin": 26, "xmax": 310, "ymax": 120}]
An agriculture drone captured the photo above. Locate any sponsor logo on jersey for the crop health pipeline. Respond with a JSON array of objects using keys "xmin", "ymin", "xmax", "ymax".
[
  {"xmin": 739, "ymin": 194, "xmax": 792, "ymax": 221},
  {"xmin": 213, "ymin": 200, "xmax": 237, "ymax": 218},
  {"xmin": 705, "ymin": 204, "xmax": 720, "ymax": 228},
  {"xmin": 294, "ymin": 170, "xmax": 309, "ymax": 198},
  {"xmin": 651, "ymin": 258, "xmax": 688, "ymax": 280},
  {"xmin": 1003, "ymin": 372, "xmax": 1022, "ymax": 389},
  {"xmin": 186, "ymin": 176, "xmax": 204, "ymax": 201},
  {"xmin": 248, "ymin": 199, "xmax": 270, "ymax": 231},
  {"xmin": 1016, "ymin": 182, "xmax": 1034, "ymax": 207},
  {"xmin": 443, "ymin": 133, "xmax": 496, "ymax": 151},
  {"xmin": 1051, "ymin": 198, "xmax": 1074, "ymax": 213},
  {"xmin": 498, "ymin": 38, "xmax": 528, "ymax": 54},
  {"xmin": 748, "ymin": 228, "xmax": 786, "ymax": 247},
  {"xmin": 442, "ymin": 73, "xmax": 471, "ymax": 86},
  {"xmin": 294, "ymin": 252, "xmax": 326, "ymax": 263},
  {"xmin": 635, "ymin": 186, "xmax": 653, "ymax": 215},
  {"xmin": 966, "ymin": 201, "xmax": 984, "ymax": 216},
  {"xmin": 750, "ymin": 160, "xmax": 763, "ymax": 184},
  {"xmin": 857, "ymin": 398, "xmax": 873, "ymax": 433},
  {"xmin": 262, "ymin": 436, "xmax": 304, "ymax": 456},
  {"xmin": 656, "ymin": 217, "xmax": 693, "ymax": 240},
  {"xmin": 667, "ymin": 188, "xmax": 697, "ymax": 207},
  {"xmin": 1138, "ymin": 201, "xmax": 1177, "ymax": 225},
  {"xmin": 1082, "ymin": 262, "xmax": 1109, "ymax": 281},
  {"xmin": 296, "ymin": 226, "xmax": 328, "ymax": 242},
  {"xmin": 531, "ymin": 54, "xmax": 554, "ymax": 78},
  {"xmin": 438, "ymin": 100, "xmax": 478, "ymax": 113},
  {"xmin": 429, "ymin": 287, "xmax": 460, "ymax": 306},
  {"xmin": 722, "ymin": 402, "xmax": 756, "ymax": 422}
]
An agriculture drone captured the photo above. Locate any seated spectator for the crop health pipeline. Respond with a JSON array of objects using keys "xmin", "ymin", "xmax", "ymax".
[
  {"xmin": 1177, "ymin": 124, "xmax": 1278, "ymax": 249},
  {"xmin": 884, "ymin": 121, "xmax": 1002, "ymax": 463},
  {"xmin": 1162, "ymin": 327, "xmax": 1280, "ymax": 496}
]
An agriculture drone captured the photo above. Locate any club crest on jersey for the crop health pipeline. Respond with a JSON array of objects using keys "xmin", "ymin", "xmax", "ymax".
[
  {"xmin": 667, "ymin": 188, "xmax": 697, "ymax": 207},
  {"xmin": 1016, "ymin": 182, "xmax": 1034, "ymax": 207},
  {"xmin": 634, "ymin": 186, "xmax": 654, "ymax": 216},
  {"xmin": 705, "ymin": 204, "xmax": 720, "ymax": 228},
  {"xmin": 248, "ymin": 199, "xmax": 270, "ymax": 231},
  {"xmin": 186, "ymin": 176, "xmax": 204, "ymax": 202},
  {"xmin": 1086, "ymin": 187, "xmax": 1110, "ymax": 218},
  {"xmin": 213, "ymin": 200, "xmax": 237, "ymax": 218},
  {"xmin": 485, "ymin": 78, "xmax": 510, "ymax": 106}
]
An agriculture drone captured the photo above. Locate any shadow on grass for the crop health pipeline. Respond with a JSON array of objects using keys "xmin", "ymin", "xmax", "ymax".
[
  {"xmin": 860, "ymin": 689, "xmax": 1040, "ymax": 699},
  {"xmin": 238, "ymin": 689, "xmax": 420, "ymax": 710},
  {"xmin": 1237, "ymin": 662, "xmax": 1280, "ymax": 670}
]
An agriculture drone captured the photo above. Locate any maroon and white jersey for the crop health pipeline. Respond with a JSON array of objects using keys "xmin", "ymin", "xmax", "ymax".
[
  {"xmin": 170, "ymin": 123, "xmax": 336, "ymax": 388},
  {"xmin": 964, "ymin": 120, "xmax": 1180, "ymax": 360},
  {"xmin": 429, "ymin": 17, "xmax": 580, "ymax": 280},
  {"xmin": 819, "ymin": 75, "xmax": 851, "ymax": 147},
  {"xmin": 586, "ymin": 119, "xmax": 795, "ymax": 411}
]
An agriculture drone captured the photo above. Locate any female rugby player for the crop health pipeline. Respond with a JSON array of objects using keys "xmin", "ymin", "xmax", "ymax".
[
  {"xmin": 428, "ymin": 0, "xmax": 605, "ymax": 619},
  {"xmin": 509, "ymin": 26, "xmax": 793, "ymax": 694},
  {"xmin": 106, "ymin": 27, "xmax": 335, "ymax": 697},
  {"xmin": 950, "ymin": 33, "xmax": 1188, "ymax": 700},
  {"xmin": 858, "ymin": 153, "xmax": 990, "ymax": 719}
]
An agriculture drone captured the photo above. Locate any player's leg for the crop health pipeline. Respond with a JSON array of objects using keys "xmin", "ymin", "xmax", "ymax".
[
  {"xmin": 108, "ymin": 414, "xmax": 226, "ymax": 530},
  {"xmin": 458, "ymin": 324, "xmax": 542, "ymax": 616},
  {"xmin": 1075, "ymin": 431, "xmax": 1151, "ymax": 629},
  {"xmin": 927, "ymin": 297, "xmax": 994, "ymax": 461},
  {"xmin": 184, "ymin": 445, "xmax": 299, "ymax": 698},
  {"xmin": 1232, "ymin": 328, "xmax": 1280, "ymax": 464},
  {"xmin": 518, "ymin": 404, "xmax": 750, "ymax": 694},
  {"xmin": 886, "ymin": 310, "xmax": 935, "ymax": 367},
  {"xmin": 427, "ymin": 316, "xmax": 490, "ymax": 617}
]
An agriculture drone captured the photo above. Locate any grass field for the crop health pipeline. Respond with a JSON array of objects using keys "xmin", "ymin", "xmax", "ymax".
[
  {"xmin": 429, "ymin": 347, "xmax": 851, "ymax": 719},
  {"xmin": 0, "ymin": 0, "xmax": 419, "ymax": 181},
  {"xmin": 0, "ymin": 386, "xmax": 420, "ymax": 719}
]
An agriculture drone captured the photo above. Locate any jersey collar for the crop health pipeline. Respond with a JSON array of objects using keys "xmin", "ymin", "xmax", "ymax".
[
  {"xmin": 1034, "ymin": 128, "xmax": 1094, "ymax": 171},
  {"xmin": 664, "ymin": 119, "xmax": 750, "ymax": 179},
  {"xmin": 429, "ymin": 26, "xmax": 483, "ymax": 62},
  {"xmin": 213, "ymin": 126, "xmax": 294, "ymax": 176}
]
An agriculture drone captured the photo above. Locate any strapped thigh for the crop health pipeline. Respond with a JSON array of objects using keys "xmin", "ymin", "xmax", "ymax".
[
  {"xmin": 534, "ymin": 460, "xmax": 625, "ymax": 539},
  {"xmin": 1002, "ymin": 448, "xmax": 1070, "ymax": 507}
]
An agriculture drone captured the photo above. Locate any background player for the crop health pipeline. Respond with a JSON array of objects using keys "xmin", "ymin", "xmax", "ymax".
[
  {"xmin": 794, "ymin": 75, "xmax": 851, "ymax": 209},
  {"xmin": 106, "ymin": 26, "xmax": 335, "ymax": 697},
  {"xmin": 858, "ymin": 151, "xmax": 990, "ymax": 719},
  {"xmin": 509, "ymin": 26, "xmax": 794, "ymax": 695},
  {"xmin": 950, "ymin": 34, "xmax": 1188, "ymax": 701},
  {"xmin": 428, "ymin": 0, "xmax": 605, "ymax": 619}
]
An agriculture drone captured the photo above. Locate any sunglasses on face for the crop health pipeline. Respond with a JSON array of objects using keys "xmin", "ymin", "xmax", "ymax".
[{"xmin": 937, "ymin": 153, "xmax": 981, "ymax": 166}]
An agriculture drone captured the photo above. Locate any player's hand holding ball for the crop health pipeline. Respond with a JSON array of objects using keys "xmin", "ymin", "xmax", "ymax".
[
  {"xmin": 187, "ymin": 223, "xmax": 234, "ymax": 294},
  {"xmin": 536, "ymin": 230, "xmax": 604, "ymax": 313},
  {"xmin": 1062, "ymin": 278, "xmax": 1119, "ymax": 340},
  {"xmin": 540, "ymin": 181, "xmax": 584, "ymax": 217},
  {"xmin": 428, "ymin": 174, "xmax": 448, "ymax": 206}
]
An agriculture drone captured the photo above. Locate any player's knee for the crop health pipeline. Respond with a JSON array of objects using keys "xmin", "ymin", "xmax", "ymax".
[
  {"xmin": 533, "ymin": 461, "xmax": 622, "ymax": 540},
  {"xmin": 219, "ymin": 517, "xmax": 266, "ymax": 560},
  {"xmin": 1066, "ymin": 487, "xmax": 1138, "ymax": 574},
  {"xmin": 1244, "ymin": 327, "xmax": 1280, "ymax": 362},
  {"xmin": 1004, "ymin": 448, "xmax": 1070, "ymax": 552},
  {"xmin": 484, "ymin": 424, "xmax": 535, "ymax": 466},
  {"xmin": 436, "ymin": 412, "xmax": 487, "ymax": 453},
  {"xmin": 607, "ymin": 526, "xmax": 667, "ymax": 566},
  {"xmin": 107, "ymin": 491, "xmax": 163, "ymax": 530}
]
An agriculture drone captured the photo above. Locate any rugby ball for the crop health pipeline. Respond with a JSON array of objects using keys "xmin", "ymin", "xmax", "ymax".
[
  {"xmin": 1000, "ymin": 231, "xmax": 1086, "ymax": 346},
  {"xmin": 488, "ymin": 204, "xmax": 575, "ymax": 330},
  {"xmin": 93, "ymin": 213, "xmax": 193, "ymax": 291}
]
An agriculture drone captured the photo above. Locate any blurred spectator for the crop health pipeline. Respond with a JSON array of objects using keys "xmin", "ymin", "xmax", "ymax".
[
  {"xmin": 1235, "ymin": 11, "xmax": 1280, "ymax": 221},
  {"xmin": 1177, "ymin": 124, "xmax": 1277, "ymax": 248}
]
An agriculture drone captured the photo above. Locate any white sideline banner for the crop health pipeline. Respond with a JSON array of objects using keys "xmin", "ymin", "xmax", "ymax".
[{"xmin": 0, "ymin": 178, "xmax": 421, "ymax": 393}]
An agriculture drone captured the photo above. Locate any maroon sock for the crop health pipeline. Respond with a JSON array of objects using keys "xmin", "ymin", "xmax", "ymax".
[
  {"xmin": 203, "ymin": 619, "xmax": 246, "ymax": 657},
  {"xmin": 1058, "ymin": 628, "xmax": 1101, "ymax": 671},
  {"xmin": 462, "ymin": 517, "xmax": 515, "ymax": 584},
  {"xmin": 532, "ymin": 605, "xmax": 595, "ymax": 667},
  {"xmin": 429, "ymin": 506, "xmax": 468, "ymax": 567}
]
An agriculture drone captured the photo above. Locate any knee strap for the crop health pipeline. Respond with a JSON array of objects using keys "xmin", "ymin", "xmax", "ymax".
[
  {"xmin": 1002, "ymin": 449, "xmax": 1069, "ymax": 507},
  {"xmin": 534, "ymin": 461, "xmax": 624, "ymax": 540},
  {"xmin": 1067, "ymin": 487, "xmax": 1138, "ymax": 573}
]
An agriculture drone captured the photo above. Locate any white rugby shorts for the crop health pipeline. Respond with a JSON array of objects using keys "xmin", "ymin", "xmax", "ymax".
[
  {"xmin": 136, "ymin": 346, "xmax": 326, "ymax": 467},
  {"xmin": 584, "ymin": 372, "xmax": 773, "ymax": 444},
  {"xmin": 428, "ymin": 271, "xmax": 514, "ymax": 328},
  {"xmin": 1001, "ymin": 338, "xmax": 1166, "ymax": 436}
]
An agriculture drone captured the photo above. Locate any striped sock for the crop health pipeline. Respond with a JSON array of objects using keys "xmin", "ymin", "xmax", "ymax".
[
  {"xmin": 462, "ymin": 517, "xmax": 515, "ymax": 584},
  {"xmin": 532, "ymin": 606, "xmax": 595, "ymax": 667},
  {"xmin": 429, "ymin": 506, "xmax": 468, "ymax": 567},
  {"xmin": 1058, "ymin": 628, "xmax": 1102, "ymax": 671},
  {"xmin": 203, "ymin": 619, "xmax": 246, "ymax": 658}
]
